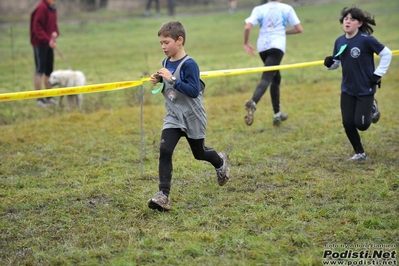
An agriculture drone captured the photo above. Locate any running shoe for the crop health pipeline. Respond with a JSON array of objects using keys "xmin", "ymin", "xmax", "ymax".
[
  {"xmin": 216, "ymin": 151, "xmax": 230, "ymax": 186},
  {"xmin": 36, "ymin": 98, "xmax": 48, "ymax": 107},
  {"xmin": 244, "ymin": 100, "xmax": 256, "ymax": 126},
  {"xmin": 372, "ymin": 99, "xmax": 380, "ymax": 124},
  {"xmin": 348, "ymin": 153, "xmax": 367, "ymax": 161},
  {"xmin": 148, "ymin": 191, "xmax": 171, "ymax": 211},
  {"xmin": 273, "ymin": 112, "xmax": 288, "ymax": 126}
]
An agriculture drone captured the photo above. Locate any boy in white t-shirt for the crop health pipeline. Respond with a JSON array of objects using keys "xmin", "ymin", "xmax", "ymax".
[{"xmin": 243, "ymin": 0, "xmax": 303, "ymax": 126}]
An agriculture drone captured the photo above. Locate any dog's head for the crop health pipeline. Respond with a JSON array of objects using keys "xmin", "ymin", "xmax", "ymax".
[{"xmin": 48, "ymin": 70, "xmax": 68, "ymax": 87}]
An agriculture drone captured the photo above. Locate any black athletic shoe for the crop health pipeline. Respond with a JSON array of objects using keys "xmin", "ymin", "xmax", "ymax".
[{"xmin": 372, "ymin": 99, "xmax": 380, "ymax": 124}]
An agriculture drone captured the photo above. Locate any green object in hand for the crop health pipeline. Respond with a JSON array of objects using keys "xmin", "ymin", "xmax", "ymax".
[
  {"xmin": 151, "ymin": 83, "xmax": 164, "ymax": 94},
  {"xmin": 334, "ymin": 44, "xmax": 347, "ymax": 57}
]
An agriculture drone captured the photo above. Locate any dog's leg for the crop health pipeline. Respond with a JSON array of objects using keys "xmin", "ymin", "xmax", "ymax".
[
  {"xmin": 74, "ymin": 95, "xmax": 78, "ymax": 109},
  {"xmin": 77, "ymin": 94, "xmax": 83, "ymax": 109},
  {"xmin": 66, "ymin": 95, "xmax": 72, "ymax": 111}
]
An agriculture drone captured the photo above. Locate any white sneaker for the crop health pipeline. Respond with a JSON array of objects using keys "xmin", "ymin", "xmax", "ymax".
[
  {"xmin": 273, "ymin": 112, "xmax": 288, "ymax": 126},
  {"xmin": 46, "ymin": 97, "xmax": 58, "ymax": 105},
  {"xmin": 36, "ymin": 98, "xmax": 48, "ymax": 107},
  {"xmin": 348, "ymin": 153, "xmax": 367, "ymax": 161}
]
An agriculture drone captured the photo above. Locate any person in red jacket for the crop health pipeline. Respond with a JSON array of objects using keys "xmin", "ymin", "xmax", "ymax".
[{"xmin": 30, "ymin": 0, "xmax": 59, "ymax": 107}]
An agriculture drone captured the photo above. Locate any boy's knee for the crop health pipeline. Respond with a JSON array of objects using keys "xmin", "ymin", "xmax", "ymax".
[
  {"xmin": 355, "ymin": 119, "xmax": 371, "ymax": 131},
  {"xmin": 159, "ymin": 145, "xmax": 173, "ymax": 157},
  {"xmin": 357, "ymin": 124, "xmax": 370, "ymax": 131}
]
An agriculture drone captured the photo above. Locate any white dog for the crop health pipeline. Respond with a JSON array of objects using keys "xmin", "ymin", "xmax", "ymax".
[{"xmin": 48, "ymin": 70, "xmax": 85, "ymax": 109}]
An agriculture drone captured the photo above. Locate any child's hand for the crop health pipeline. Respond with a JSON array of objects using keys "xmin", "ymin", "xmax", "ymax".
[
  {"xmin": 324, "ymin": 56, "xmax": 334, "ymax": 68},
  {"xmin": 244, "ymin": 43, "xmax": 256, "ymax": 56},
  {"xmin": 157, "ymin": 68, "xmax": 172, "ymax": 82},
  {"xmin": 150, "ymin": 72, "xmax": 161, "ymax": 85},
  {"xmin": 371, "ymin": 74, "xmax": 382, "ymax": 88}
]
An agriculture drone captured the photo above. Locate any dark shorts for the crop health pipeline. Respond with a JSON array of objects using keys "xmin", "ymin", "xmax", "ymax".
[
  {"xmin": 33, "ymin": 46, "xmax": 54, "ymax": 76},
  {"xmin": 259, "ymin": 48, "xmax": 284, "ymax": 67}
]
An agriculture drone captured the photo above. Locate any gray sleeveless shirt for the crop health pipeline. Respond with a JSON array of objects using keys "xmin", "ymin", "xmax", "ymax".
[{"xmin": 162, "ymin": 56, "xmax": 206, "ymax": 139}]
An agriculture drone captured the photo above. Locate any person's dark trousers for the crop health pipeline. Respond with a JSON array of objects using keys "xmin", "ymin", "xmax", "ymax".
[
  {"xmin": 252, "ymin": 48, "xmax": 284, "ymax": 114},
  {"xmin": 340, "ymin": 92, "xmax": 374, "ymax": 154},
  {"xmin": 168, "ymin": 0, "xmax": 175, "ymax": 16},
  {"xmin": 145, "ymin": 0, "xmax": 160, "ymax": 12}
]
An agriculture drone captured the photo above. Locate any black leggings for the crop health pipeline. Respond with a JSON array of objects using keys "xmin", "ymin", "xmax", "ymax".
[
  {"xmin": 252, "ymin": 48, "xmax": 284, "ymax": 114},
  {"xmin": 158, "ymin": 128, "xmax": 223, "ymax": 196},
  {"xmin": 340, "ymin": 92, "xmax": 374, "ymax": 154}
]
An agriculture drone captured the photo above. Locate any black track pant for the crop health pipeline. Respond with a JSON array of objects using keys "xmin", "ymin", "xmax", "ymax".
[
  {"xmin": 340, "ymin": 92, "xmax": 374, "ymax": 154},
  {"xmin": 158, "ymin": 128, "xmax": 223, "ymax": 196},
  {"xmin": 252, "ymin": 48, "xmax": 284, "ymax": 114}
]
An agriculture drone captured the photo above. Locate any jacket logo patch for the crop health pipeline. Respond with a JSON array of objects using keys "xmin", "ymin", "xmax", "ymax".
[{"xmin": 350, "ymin": 47, "xmax": 361, "ymax": 58}]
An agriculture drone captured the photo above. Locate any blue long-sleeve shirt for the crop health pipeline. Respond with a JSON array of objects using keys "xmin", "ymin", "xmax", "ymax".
[{"xmin": 163, "ymin": 56, "xmax": 201, "ymax": 98}]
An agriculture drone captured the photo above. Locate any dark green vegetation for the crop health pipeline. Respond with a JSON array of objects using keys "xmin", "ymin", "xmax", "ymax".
[{"xmin": 1, "ymin": 0, "xmax": 398, "ymax": 265}]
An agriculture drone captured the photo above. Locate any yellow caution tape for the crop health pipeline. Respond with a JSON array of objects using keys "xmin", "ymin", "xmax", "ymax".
[
  {"xmin": 0, "ymin": 50, "xmax": 398, "ymax": 102},
  {"xmin": 200, "ymin": 60, "xmax": 324, "ymax": 79},
  {"xmin": 0, "ymin": 81, "xmax": 143, "ymax": 102},
  {"xmin": 200, "ymin": 49, "xmax": 399, "ymax": 79}
]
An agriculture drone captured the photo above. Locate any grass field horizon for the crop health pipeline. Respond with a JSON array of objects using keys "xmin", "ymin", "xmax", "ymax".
[{"xmin": 1, "ymin": 0, "xmax": 399, "ymax": 265}]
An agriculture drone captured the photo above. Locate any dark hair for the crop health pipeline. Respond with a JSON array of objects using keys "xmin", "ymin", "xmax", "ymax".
[
  {"xmin": 339, "ymin": 6, "xmax": 376, "ymax": 35},
  {"xmin": 158, "ymin": 21, "xmax": 186, "ymax": 45}
]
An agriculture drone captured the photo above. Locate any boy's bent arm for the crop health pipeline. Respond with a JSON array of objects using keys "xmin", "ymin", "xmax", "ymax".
[
  {"xmin": 174, "ymin": 76, "xmax": 200, "ymax": 98},
  {"xmin": 244, "ymin": 23, "xmax": 256, "ymax": 56},
  {"xmin": 286, "ymin": 23, "xmax": 303, "ymax": 35},
  {"xmin": 174, "ymin": 61, "xmax": 201, "ymax": 98}
]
